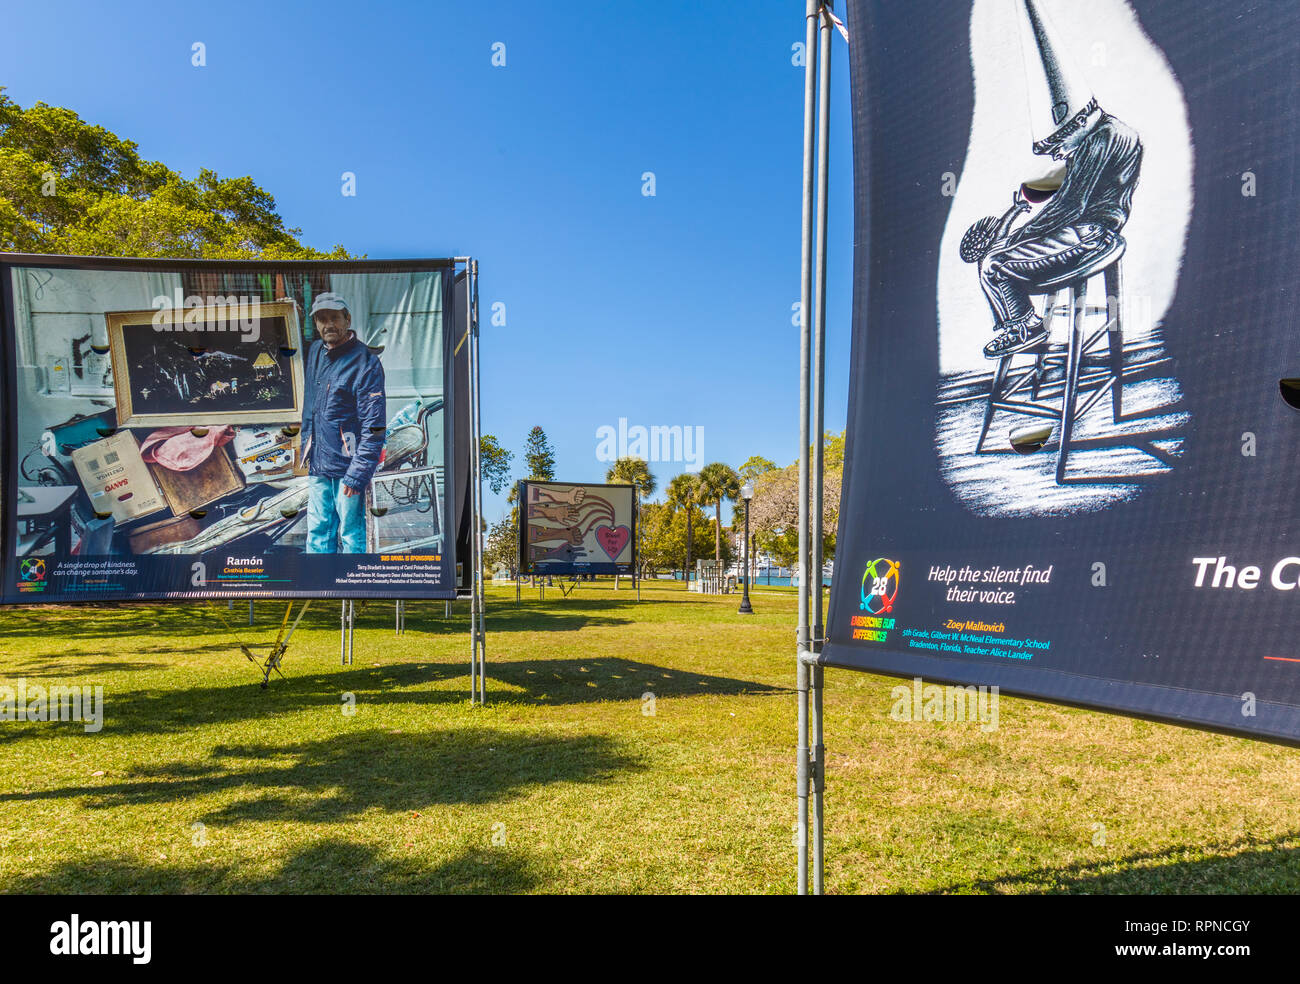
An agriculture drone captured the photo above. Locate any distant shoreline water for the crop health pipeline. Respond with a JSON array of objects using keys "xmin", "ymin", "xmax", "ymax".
[{"xmin": 658, "ymin": 574, "xmax": 832, "ymax": 587}]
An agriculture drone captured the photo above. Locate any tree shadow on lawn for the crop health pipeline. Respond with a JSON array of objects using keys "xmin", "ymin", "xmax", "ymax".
[
  {"xmin": 0, "ymin": 604, "xmax": 630, "ymax": 688},
  {"xmin": 0, "ymin": 600, "xmax": 631, "ymax": 647},
  {"xmin": 0, "ymin": 603, "xmax": 225, "ymax": 642},
  {"xmin": 489, "ymin": 656, "xmax": 786, "ymax": 706},
  {"xmin": 2, "ymin": 659, "xmax": 171, "ymax": 678},
  {"xmin": 0, "ymin": 726, "xmax": 642, "ymax": 825},
  {"xmin": 464, "ymin": 606, "xmax": 634, "ymax": 633},
  {"xmin": 922, "ymin": 833, "xmax": 1300, "ymax": 894},
  {"xmin": 3, "ymin": 839, "xmax": 548, "ymax": 894},
  {"xmin": 0, "ymin": 656, "xmax": 782, "ymax": 746}
]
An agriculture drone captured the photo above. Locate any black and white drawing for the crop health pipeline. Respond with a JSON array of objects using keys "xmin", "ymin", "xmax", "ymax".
[{"xmin": 936, "ymin": 0, "xmax": 1194, "ymax": 516}]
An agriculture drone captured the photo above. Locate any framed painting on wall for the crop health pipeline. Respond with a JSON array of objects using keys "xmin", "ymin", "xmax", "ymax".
[{"xmin": 106, "ymin": 300, "xmax": 304, "ymax": 428}]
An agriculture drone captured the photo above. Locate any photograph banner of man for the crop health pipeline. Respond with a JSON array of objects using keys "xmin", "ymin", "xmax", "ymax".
[
  {"xmin": 0, "ymin": 256, "xmax": 464, "ymax": 602},
  {"xmin": 301, "ymin": 292, "xmax": 387, "ymax": 554}
]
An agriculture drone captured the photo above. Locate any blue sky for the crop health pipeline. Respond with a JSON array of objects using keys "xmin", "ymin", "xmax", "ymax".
[{"xmin": 0, "ymin": 0, "xmax": 853, "ymax": 523}]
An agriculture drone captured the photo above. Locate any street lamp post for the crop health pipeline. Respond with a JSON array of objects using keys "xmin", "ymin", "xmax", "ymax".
[{"xmin": 738, "ymin": 480, "xmax": 754, "ymax": 614}]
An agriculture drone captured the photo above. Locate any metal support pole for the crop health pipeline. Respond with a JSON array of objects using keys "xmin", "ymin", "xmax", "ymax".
[
  {"xmin": 474, "ymin": 261, "xmax": 486, "ymax": 706},
  {"xmin": 795, "ymin": 0, "xmax": 820, "ymax": 898},
  {"xmin": 739, "ymin": 498, "xmax": 753, "ymax": 614},
  {"xmin": 466, "ymin": 259, "xmax": 487, "ymax": 706},
  {"xmin": 470, "ymin": 262, "xmax": 486, "ymax": 707},
  {"xmin": 340, "ymin": 599, "xmax": 347, "ymax": 665},
  {"xmin": 347, "ymin": 599, "xmax": 355, "ymax": 666},
  {"xmin": 812, "ymin": 1, "xmax": 831, "ymax": 650},
  {"xmin": 809, "ymin": 0, "xmax": 833, "ymax": 898},
  {"xmin": 812, "ymin": 663, "xmax": 825, "ymax": 893},
  {"xmin": 796, "ymin": 658, "xmax": 811, "ymax": 894}
]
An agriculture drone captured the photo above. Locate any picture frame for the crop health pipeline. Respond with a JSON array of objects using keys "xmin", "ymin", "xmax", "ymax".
[
  {"xmin": 516, "ymin": 480, "xmax": 636, "ymax": 575},
  {"xmin": 366, "ymin": 464, "xmax": 444, "ymax": 554},
  {"xmin": 106, "ymin": 300, "xmax": 304, "ymax": 428}
]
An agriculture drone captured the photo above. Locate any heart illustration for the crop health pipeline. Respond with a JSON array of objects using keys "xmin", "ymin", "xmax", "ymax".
[{"xmin": 594, "ymin": 524, "xmax": 630, "ymax": 561}]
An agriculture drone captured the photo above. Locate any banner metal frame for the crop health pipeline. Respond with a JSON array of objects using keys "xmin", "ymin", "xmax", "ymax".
[{"xmin": 797, "ymin": 0, "xmax": 835, "ymax": 897}]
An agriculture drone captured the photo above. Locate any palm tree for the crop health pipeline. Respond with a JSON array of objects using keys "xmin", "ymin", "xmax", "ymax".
[
  {"xmin": 606, "ymin": 457, "xmax": 656, "ymax": 584},
  {"xmin": 697, "ymin": 462, "xmax": 740, "ymax": 562},
  {"xmin": 665, "ymin": 472, "xmax": 701, "ymax": 580},
  {"xmin": 605, "ymin": 456, "xmax": 656, "ymax": 500}
]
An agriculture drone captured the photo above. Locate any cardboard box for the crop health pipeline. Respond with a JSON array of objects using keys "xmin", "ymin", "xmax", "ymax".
[
  {"xmin": 127, "ymin": 514, "xmax": 202, "ymax": 554},
  {"xmin": 232, "ymin": 426, "xmax": 299, "ymax": 483},
  {"xmin": 150, "ymin": 446, "xmax": 244, "ymax": 517},
  {"xmin": 70, "ymin": 431, "xmax": 166, "ymax": 525}
]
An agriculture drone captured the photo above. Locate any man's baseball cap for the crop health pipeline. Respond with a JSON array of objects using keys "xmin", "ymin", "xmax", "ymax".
[{"xmin": 310, "ymin": 292, "xmax": 350, "ymax": 317}]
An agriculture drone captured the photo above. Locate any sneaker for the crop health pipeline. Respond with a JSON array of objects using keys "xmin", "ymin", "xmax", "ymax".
[{"xmin": 983, "ymin": 318, "xmax": 1048, "ymax": 359}]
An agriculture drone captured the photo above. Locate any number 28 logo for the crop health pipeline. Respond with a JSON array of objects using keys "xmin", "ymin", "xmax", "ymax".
[{"xmin": 860, "ymin": 558, "xmax": 899, "ymax": 614}]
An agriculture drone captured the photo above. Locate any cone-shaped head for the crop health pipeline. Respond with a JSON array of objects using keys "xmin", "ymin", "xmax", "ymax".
[{"xmin": 1017, "ymin": 0, "xmax": 1098, "ymax": 155}]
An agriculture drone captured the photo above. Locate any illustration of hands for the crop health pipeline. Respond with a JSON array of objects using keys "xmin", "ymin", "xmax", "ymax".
[
  {"xmin": 540, "ymin": 486, "xmax": 586, "ymax": 506},
  {"xmin": 531, "ymin": 502, "xmax": 577, "ymax": 524},
  {"xmin": 527, "ymin": 523, "xmax": 584, "ymax": 546}
]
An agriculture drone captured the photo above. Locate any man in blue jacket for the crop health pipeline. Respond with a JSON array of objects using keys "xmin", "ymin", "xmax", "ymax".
[{"xmin": 300, "ymin": 292, "xmax": 386, "ymax": 553}]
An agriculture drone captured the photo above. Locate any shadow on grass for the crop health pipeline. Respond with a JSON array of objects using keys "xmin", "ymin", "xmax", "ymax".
[
  {"xmin": 453, "ymin": 606, "xmax": 633, "ymax": 633},
  {"xmin": 0, "ymin": 598, "xmax": 635, "ymax": 649},
  {"xmin": 490, "ymin": 656, "xmax": 785, "ymax": 706},
  {"xmin": 0, "ymin": 655, "xmax": 782, "ymax": 745},
  {"xmin": 3, "ymin": 659, "xmax": 171, "ymax": 677},
  {"xmin": 0, "ymin": 601, "xmax": 474, "ymax": 646},
  {"xmin": 924, "ymin": 833, "xmax": 1300, "ymax": 894},
  {"xmin": 2, "ymin": 840, "xmax": 548, "ymax": 894},
  {"xmin": 0, "ymin": 727, "xmax": 641, "ymax": 824}
]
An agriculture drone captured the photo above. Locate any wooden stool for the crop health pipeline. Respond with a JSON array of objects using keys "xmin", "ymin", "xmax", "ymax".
[{"xmin": 976, "ymin": 236, "xmax": 1126, "ymax": 484}]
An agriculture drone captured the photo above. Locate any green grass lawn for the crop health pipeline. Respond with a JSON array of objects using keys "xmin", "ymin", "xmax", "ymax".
[{"xmin": 1, "ymin": 579, "xmax": 1297, "ymax": 894}]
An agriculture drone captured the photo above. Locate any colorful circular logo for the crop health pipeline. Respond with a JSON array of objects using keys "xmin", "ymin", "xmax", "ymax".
[
  {"xmin": 20, "ymin": 557, "xmax": 46, "ymax": 582},
  {"xmin": 860, "ymin": 558, "xmax": 899, "ymax": 614}
]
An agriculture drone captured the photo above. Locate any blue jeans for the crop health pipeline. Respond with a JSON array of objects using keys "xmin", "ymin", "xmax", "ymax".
[{"xmin": 307, "ymin": 476, "xmax": 367, "ymax": 553}]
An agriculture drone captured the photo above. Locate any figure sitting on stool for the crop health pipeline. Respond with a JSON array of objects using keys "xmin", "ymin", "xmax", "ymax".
[{"xmin": 961, "ymin": 0, "xmax": 1143, "ymax": 360}]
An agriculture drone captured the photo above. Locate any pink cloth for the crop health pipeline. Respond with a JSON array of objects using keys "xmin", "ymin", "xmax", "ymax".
[{"xmin": 139, "ymin": 425, "xmax": 235, "ymax": 472}]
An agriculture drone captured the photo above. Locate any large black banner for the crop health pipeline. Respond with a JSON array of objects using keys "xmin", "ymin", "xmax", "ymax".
[
  {"xmin": 1, "ymin": 255, "xmax": 462, "ymax": 602},
  {"xmin": 824, "ymin": 1, "xmax": 1300, "ymax": 744}
]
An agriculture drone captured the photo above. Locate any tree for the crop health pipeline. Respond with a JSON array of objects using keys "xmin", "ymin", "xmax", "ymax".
[
  {"xmin": 483, "ymin": 516, "xmax": 518, "ymax": 577},
  {"xmin": 606, "ymin": 457, "xmax": 655, "ymax": 586},
  {"xmin": 605, "ymin": 456, "xmax": 656, "ymax": 499},
  {"xmin": 642, "ymin": 500, "xmax": 714, "ymax": 578},
  {"xmin": 501, "ymin": 426, "xmax": 555, "ymax": 580},
  {"xmin": 479, "ymin": 434, "xmax": 513, "ymax": 496},
  {"xmin": 637, "ymin": 501, "xmax": 672, "ymax": 577},
  {"xmin": 736, "ymin": 458, "xmax": 776, "ymax": 576},
  {"xmin": 0, "ymin": 88, "xmax": 346, "ymax": 258},
  {"xmin": 508, "ymin": 423, "xmax": 555, "ymax": 515},
  {"xmin": 674, "ymin": 505, "xmax": 721, "ymax": 573},
  {"xmin": 664, "ymin": 472, "xmax": 701, "ymax": 580},
  {"xmin": 748, "ymin": 431, "xmax": 844, "ymax": 569},
  {"xmin": 739, "ymin": 455, "xmax": 777, "ymax": 482},
  {"xmin": 697, "ymin": 462, "xmax": 741, "ymax": 562},
  {"xmin": 523, "ymin": 426, "xmax": 556, "ymax": 483}
]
